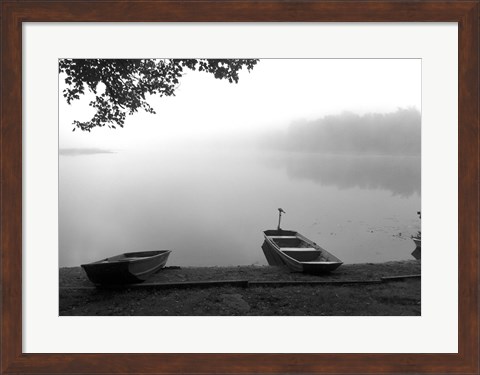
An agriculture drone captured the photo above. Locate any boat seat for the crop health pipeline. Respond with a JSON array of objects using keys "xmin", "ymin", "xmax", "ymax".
[
  {"xmin": 280, "ymin": 247, "xmax": 318, "ymax": 251},
  {"xmin": 269, "ymin": 236, "xmax": 298, "ymax": 239}
]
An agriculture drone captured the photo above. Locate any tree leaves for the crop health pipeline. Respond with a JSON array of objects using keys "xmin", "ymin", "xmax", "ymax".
[{"xmin": 59, "ymin": 59, "xmax": 259, "ymax": 131}]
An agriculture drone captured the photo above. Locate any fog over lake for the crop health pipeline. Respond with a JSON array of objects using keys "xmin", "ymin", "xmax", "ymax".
[
  {"xmin": 59, "ymin": 148, "xmax": 420, "ymax": 267},
  {"xmin": 59, "ymin": 59, "xmax": 421, "ymax": 267}
]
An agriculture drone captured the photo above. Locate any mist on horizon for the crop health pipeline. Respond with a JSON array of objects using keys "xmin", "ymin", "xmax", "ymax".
[{"xmin": 259, "ymin": 108, "xmax": 420, "ymax": 155}]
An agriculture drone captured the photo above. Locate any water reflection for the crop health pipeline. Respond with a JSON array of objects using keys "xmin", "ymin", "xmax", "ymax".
[
  {"xmin": 265, "ymin": 153, "xmax": 420, "ymax": 197},
  {"xmin": 59, "ymin": 150, "xmax": 420, "ymax": 267}
]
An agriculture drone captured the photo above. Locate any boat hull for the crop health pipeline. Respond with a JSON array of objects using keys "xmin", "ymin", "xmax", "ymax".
[
  {"xmin": 263, "ymin": 229, "xmax": 342, "ymax": 273},
  {"xmin": 412, "ymin": 237, "xmax": 421, "ymax": 248},
  {"xmin": 411, "ymin": 247, "xmax": 421, "ymax": 260},
  {"xmin": 81, "ymin": 250, "xmax": 171, "ymax": 284},
  {"xmin": 411, "ymin": 237, "xmax": 421, "ymax": 260}
]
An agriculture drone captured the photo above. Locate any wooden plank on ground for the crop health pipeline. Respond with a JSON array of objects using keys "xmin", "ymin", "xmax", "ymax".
[
  {"xmin": 60, "ymin": 279, "xmax": 250, "ymax": 291},
  {"xmin": 248, "ymin": 279, "xmax": 382, "ymax": 286},
  {"xmin": 59, "ymin": 274, "xmax": 421, "ymax": 291},
  {"xmin": 381, "ymin": 274, "xmax": 421, "ymax": 282}
]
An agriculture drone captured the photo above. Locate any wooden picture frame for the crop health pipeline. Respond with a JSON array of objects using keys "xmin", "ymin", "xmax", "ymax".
[{"xmin": 1, "ymin": 1, "xmax": 478, "ymax": 374}]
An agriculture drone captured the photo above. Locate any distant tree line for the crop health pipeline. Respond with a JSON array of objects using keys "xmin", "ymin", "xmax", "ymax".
[{"xmin": 266, "ymin": 108, "xmax": 421, "ymax": 155}]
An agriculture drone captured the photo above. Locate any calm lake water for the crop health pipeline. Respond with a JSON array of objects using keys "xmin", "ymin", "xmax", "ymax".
[{"xmin": 59, "ymin": 149, "xmax": 420, "ymax": 267}]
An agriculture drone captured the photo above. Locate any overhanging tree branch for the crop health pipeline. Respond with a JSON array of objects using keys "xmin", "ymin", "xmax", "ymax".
[{"xmin": 59, "ymin": 59, "xmax": 259, "ymax": 132}]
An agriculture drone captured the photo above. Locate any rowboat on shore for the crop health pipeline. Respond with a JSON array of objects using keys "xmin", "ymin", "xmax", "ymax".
[
  {"xmin": 81, "ymin": 250, "xmax": 171, "ymax": 284},
  {"xmin": 262, "ymin": 229, "xmax": 343, "ymax": 273}
]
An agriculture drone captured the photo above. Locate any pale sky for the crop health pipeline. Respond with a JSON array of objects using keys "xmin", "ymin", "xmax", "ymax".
[{"xmin": 59, "ymin": 59, "xmax": 421, "ymax": 150}]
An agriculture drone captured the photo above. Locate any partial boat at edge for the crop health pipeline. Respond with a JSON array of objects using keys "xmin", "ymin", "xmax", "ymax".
[{"xmin": 412, "ymin": 236, "xmax": 421, "ymax": 248}]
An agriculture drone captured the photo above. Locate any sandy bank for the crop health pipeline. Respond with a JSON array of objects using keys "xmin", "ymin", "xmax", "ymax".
[{"xmin": 60, "ymin": 261, "xmax": 420, "ymax": 316}]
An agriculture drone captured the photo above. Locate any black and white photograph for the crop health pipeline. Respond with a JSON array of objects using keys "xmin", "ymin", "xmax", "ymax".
[{"xmin": 59, "ymin": 58, "xmax": 421, "ymax": 316}]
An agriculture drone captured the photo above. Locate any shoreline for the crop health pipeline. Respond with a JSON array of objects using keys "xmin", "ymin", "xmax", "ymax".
[
  {"xmin": 60, "ymin": 260, "xmax": 420, "ymax": 286},
  {"xmin": 60, "ymin": 260, "xmax": 420, "ymax": 316}
]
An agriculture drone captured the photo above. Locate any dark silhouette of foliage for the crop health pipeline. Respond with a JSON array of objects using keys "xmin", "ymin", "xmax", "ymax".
[{"xmin": 59, "ymin": 59, "xmax": 259, "ymax": 131}]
